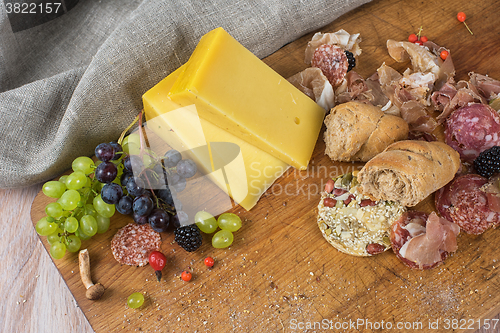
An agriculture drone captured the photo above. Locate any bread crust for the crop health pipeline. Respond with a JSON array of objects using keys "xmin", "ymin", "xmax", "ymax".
[
  {"xmin": 357, "ymin": 140, "xmax": 461, "ymax": 207},
  {"xmin": 324, "ymin": 101, "xmax": 409, "ymax": 162}
]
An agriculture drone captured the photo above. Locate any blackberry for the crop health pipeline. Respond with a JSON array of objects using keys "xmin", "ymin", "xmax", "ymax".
[
  {"xmin": 473, "ymin": 146, "xmax": 500, "ymax": 178},
  {"xmin": 174, "ymin": 224, "xmax": 202, "ymax": 252},
  {"xmin": 345, "ymin": 50, "xmax": 356, "ymax": 72}
]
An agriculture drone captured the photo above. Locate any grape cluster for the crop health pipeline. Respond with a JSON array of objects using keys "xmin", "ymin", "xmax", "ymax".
[
  {"xmin": 38, "ymin": 148, "xmax": 118, "ymax": 259},
  {"xmin": 38, "ymin": 130, "xmax": 200, "ymax": 259}
]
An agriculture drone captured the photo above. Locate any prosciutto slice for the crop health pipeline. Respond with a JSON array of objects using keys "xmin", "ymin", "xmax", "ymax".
[
  {"xmin": 400, "ymin": 212, "xmax": 459, "ymax": 269},
  {"xmin": 470, "ymin": 72, "xmax": 500, "ymax": 101},
  {"xmin": 437, "ymin": 80, "xmax": 487, "ymax": 123},
  {"xmin": 391, "ymin": 211, "xmax": 459, "ymax": 270},
  {"xmin": 386, "ymin": 40, "xmax": 440, "ymax": 77},
  {"xmin": 288, "ymin": 67, "xmax": 335, "ymax": 111}
]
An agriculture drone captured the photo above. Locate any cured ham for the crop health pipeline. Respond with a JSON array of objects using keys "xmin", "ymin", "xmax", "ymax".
[
  {"xmin": 390, "ymin": 211, "xmax": 459, "ymax": 270},
  {"xmin": 288, "ymin": 67, "xmax": 335, "ymax": 110},
  {"xmin": 435, "ymin": 174, "xmax": 500, "ymax": 234},
  {"xmin": 444, "ymin": 103, "xmax": 500, "ymax": 162},
  {"xmin": 469, "ymin": 72, "xmax": 500, "ymax": 101},
  {"xmin": 436, "ymin": 80, "xmax": 487, "ymax": 123},
  {"xmin": 386, "ymin": 40, "xmax": 440, "ymax": 77}
]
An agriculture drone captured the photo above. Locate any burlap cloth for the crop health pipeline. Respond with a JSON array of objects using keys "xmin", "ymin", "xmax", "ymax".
[{"xmin": 0, "ymin": 0, "xmax": 371, "ymax": 188}]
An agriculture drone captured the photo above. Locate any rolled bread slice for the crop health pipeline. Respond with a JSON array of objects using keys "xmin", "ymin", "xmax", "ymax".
[
  {"xmin": 324, "ymin": 101, "xmax": 409, "ymax": 162},
  {"xmin": 357, "ymin": 140, "xmax": 461, "ymax": 207}
]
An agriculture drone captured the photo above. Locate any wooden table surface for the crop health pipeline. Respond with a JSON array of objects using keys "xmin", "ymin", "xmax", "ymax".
[{"xmin": 3, "ymin": 0, "xmax": 500, "ymax": 332}]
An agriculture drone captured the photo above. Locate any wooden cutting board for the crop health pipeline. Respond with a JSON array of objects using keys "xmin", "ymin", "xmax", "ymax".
[{"xmin": 31, "ymin": 0, "xmax": 500, "ymax": 332}]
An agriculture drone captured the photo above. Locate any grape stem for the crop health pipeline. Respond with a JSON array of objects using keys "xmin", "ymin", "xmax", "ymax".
[{"xmin": 117, "ymin": 111, "xmax": 142, "ymax": 146}]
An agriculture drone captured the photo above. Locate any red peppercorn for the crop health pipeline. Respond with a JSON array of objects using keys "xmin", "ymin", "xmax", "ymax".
[
  {"xmin": 204, "ymin": 257, "xmax": 215, "ymax": 267},
  {"xmin": 457, "ymin": 12, "xmax": 473, "ymax": 34},
  {"xmin": 408, "ymin": 34, "xmax": 418, "ymax": 43},
  {"xmin": 149, "ymin": 251, "xmax": 167, "ymax": 282},
  {"xmin": 414, "ymin": 40, "xmax": 424, "ymax": 46},
  {"xmin": 181, "ymin": 270, "xmax": 192, "ymax": 282},
  {"xmin": 420, "ymin": 36, "xmax": 428, "ymax": 43},
  {"xmin": 457, "ymin": 12, "xmax": 466, "ymax": 22},
  {"xmin": 440, "ymin": 50, "xmax": 449, "ymax": 60}
]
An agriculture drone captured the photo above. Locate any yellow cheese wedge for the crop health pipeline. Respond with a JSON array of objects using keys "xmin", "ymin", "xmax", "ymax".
[
  {"xmin": 167, "ymin": 27, "xmax": 325, "ymax": 170},
  {"xmin": 143, "ymin": 66, "xmax": 289, "ymax": 211}
]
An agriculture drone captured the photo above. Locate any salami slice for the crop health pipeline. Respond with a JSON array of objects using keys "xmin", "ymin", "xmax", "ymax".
[
  {"xmin": 390, "ymin": 211, "xmax": 447, "ymax": 270},
  {"xmin": 435, "ymin": 174, "xmax": 500, "ymax": 234},
  {"xmin": 111, "ymin": 223, "xmax": 162, "ymax": 266},
  {"xmin": 444, "ymin": 103, "xmax": 500, "ymax": 162},
  {"xmin": 311, "ymin": 44, "xmax": 348, "ymax": 87}
]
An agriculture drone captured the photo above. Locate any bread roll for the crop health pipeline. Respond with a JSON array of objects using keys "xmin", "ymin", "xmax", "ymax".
[
  {"xmin": 324, "ymin": 101, "xmax": 409, "ymax": 162},
  {"xmin": 357, "ymin": 140, "xmax": 461, "ymax": 207}
]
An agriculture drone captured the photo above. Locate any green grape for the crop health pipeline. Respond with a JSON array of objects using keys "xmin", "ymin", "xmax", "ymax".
[
  {"xmin": 65, "ymin": 171, "xmax": 87, "ymax": 190},
  {"xmin": 45, "ymin": 202, "xmax": 63, "ymax": 219},
  {"xmin": 113, "ymin": 163, "xmax": 124, "ymax": 185},
  {"xmin": 64, "ymin": 216, "xmax": 79, "ymax": 233},
  {"xmin": 84, "ymin": 177, "xmax": 92, "ymax": 188},
  {"xmin": 93, "ymin": 194, "xmax": 115, "ymax": 218},
  {"xmin": 49, "ymin": 242, "xmax": 66, "ymax": 259},
  {"xmin": 142, "ymin": 148, "xmax": 158, "ymax": 168},
  {"xmin": 47, "ymin": 227, "xmax": 63, "ymax": 245},
  {"xmin": 122, "ymin": 133, "xmax": 141, "ymax": 154},
  {"xmin": 211, "ymin": 229, "xmax": 234, "ymax": 249},
  {"xmin": 127, "ymin": 292, "xmax": 145, "ymax": 309},
  {"xmin": 66, "ymin": 235, "xmax": 82, "ymax": 252},
  {"xmin": 35, "ymin": 217, "xmax": 58, "ymax": 236},
  {"xmin": 217, "ymin": 213, "xmax": 242, "ymax": 232},
  {"xmin": 80, "ymin": 215, "xmax": 98, "ymax": 237},
  {"xmin": 195, "ymin": 211, "xmax": 218, "ymax": 233},
  {"xmin": 96, "ymin": 214, "xmax": 110, "ymax": 234},
  {"xmin": 75, "ymin": 227, "xmax": 92, "ymax": 241},
  {"xmin": 83, "ymin": 204, "xmax": 97, "ymax": 217},
  {"xmin": 72, "ymin": 156, "xmax": 95, "ymax": 175},
  {"xmin": 59, "ymin": 175, "xmax": 68, "ymax": 183},
  {"xmin": 58, "ymin": 190, "xmax": 81, "ymax": 211},
  {"xmin": 42, "ymin": 181, "xmax": 66, "ymax": 198}
]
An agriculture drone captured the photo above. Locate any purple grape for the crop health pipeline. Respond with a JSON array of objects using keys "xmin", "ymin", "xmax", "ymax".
[
  {"xmin": 95, "ymin": 162, "xmax": 118, "ymax": 183},
  {"xmin": 168, "ymin": 173, "xmax": 186, "ymax": 192},
  {"xmin": 157, "ymin": 188, "xmax": 174, "ymax": 206},
  {"xmin": 95, "ymin": 143, "xmax": 115, "ymax": 162},
  {"xmin": 164, "ymin": 149, "xmax": 182, "ymax": 168},
  {"xmin": 140, "ymin": 168, "xmax": 159, "ymax": 190},
  {"xmin": 148, "ymin": 208, "xmax": 170, "ymax": 232},
  {"xmin": 133, "ymin": 213, "xmax": 149, "ymax": 225},
  {"xmin": 123, "ymin": 155, "xmax": 144, "ymax": 174},
  {"xmin": 133, "ymin": 194, "xmax": 154, "ymax": 216},
  {"xmin": 116, "ymin": 196, "xmax": 133, "ymax": 215},
  {"xmin": 101, "ymin": 183, "xmax": 123, "ymax": 204},
  {"xmin": 176, "ymin": 159, "xmax": 197, "ymax": 178},
  {"xmin": 171, "ymin": 211, "xmax": 188, "ymax": 229},
  {"xmin": 126, "ymin": 177, "xmax": 145, "ymax": 197},
  {"xmin": 109, "ymin": 141, "xmax": 123, "ymax": 160},
  {"xmin": 120, "ymin": 172, "xmax": 133, "ymax": 187}
]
